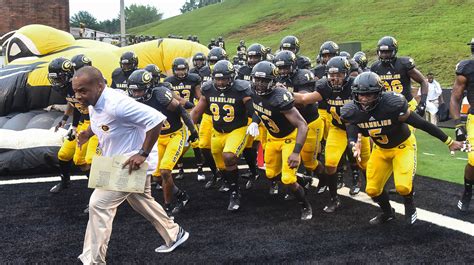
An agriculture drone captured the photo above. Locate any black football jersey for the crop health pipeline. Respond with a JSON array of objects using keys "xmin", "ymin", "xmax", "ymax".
[
  {"xmin": 53, "ymin": 83, "xmax": 90, "ymax": 119},
  {"xmin": 370, "ymin": 56, "xmax": 416, "ymax": 101},
  {"xmin": 111, "ymin": 68, "xmax": 132, "ymax": 90},
  {"xmin": 456, "ymin": 59, "xmax": 474, "ymax": 114},
  {"xmin": 165, "ymin": 73, "xmax": 202, "ymax": 102},
  {"xmin": 236, "ymin": 65, "xmax": 252, "ymax": 81},
  {"xmin": 202, "ymin": 79, "xmax": 252, "ymax": 133},
  {"xmin": 312, "ymin": 66, "xmax": 328, "ymax": 110},
  {"xmin": 315, "ymin": 77, "xmax": 354, "ymax": 130},
  {"xmin": 190, "ymin": 66, "xmax": 212, "ymax": 83},
  {"xmin": 277, "ymin": 69, "xmax": 319, "ymax": 123},
  {"xmin": 252, "ymin": 87, "xmax": 296, "ymax": 138},
  {"xmin": 341, "ymin": 92, "xmax": 410, "ymax": 148},
  {"xmin": 143, "ymin": 86, "xmax": 182, "ymax": 135}
]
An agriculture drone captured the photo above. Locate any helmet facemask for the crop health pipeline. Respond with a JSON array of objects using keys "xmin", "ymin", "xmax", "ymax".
[
  {"xmin": 128, "ymin": 83, "xmax": 152, "ymax": 102},
  {"xmin": 353, "ymin": 91, "xmax": 382, "ymax": 112},
  {"xmin": 327, "ymin": 71, "xmax": 346, "ymax": 92},
  {"xmin": 48, "ymin": 72, "xmax": 71, "ymax": 87},
  {"xmin": 252, "ymin": 76, "xmax": 274, "ymax": 96}
]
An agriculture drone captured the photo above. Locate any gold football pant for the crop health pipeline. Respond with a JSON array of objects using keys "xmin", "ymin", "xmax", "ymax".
[
  {"xmin": 466, "ymin": 114, "xmax": 474, "ymax": 166},
  {"xmin": 264, "ymin": 129, "xmax": 299, "ymax": 185},
  {"xmin": 211, "ymin": 126, "xmax": 248, "ymax": 170},
  {"xmin": 324, "ymin": 124, "xmax": 370, "ymax": 169},
  {"xmin": 301, "ymin": 118, "xmax": 323, "ymax": 171},
  {"xmin": 365, "ymin": 133, "xmax": 417, "ymax": 197},
  {"xmin": 152, "ymin": 127, "xmax": 187, "ymax": 177},
  {"xmin": 57, "ymin": 120, "xmax": 99, "ymax": 165},
  {"xmin": 318, "ymin": 109, "xmax": 331, "ymax": 142},
  {"xmin": 198, "ymin": 113, "xmax": 213, "ymax": 149}
]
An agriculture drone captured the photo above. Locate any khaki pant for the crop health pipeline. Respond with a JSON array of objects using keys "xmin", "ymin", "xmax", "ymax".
[
  {"xmin": 425, "ymin": 99, "xmax": 439, "ymax": 126},
  {"xmin": 78, "ymin": 176, "xmax": 179, "ymax": 264}
]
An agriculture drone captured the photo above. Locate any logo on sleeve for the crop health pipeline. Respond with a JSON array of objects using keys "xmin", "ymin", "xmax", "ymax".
[{"xmin": 101, "ymin": 125, "xmax": 110, "ymax": 132}]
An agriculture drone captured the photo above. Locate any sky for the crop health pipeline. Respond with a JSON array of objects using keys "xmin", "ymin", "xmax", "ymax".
[{"xmin": 69, "ymin": 0, "xmax": 187, "ymax": 21}]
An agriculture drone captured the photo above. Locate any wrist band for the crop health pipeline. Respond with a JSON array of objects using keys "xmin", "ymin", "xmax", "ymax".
[
  {"xmin": 292, "ymin": 143, "xmax": 303, "ymax": 154},
  {"xmin": 444, "ymin": 136, "xmax": 454, "ymax": 146}
]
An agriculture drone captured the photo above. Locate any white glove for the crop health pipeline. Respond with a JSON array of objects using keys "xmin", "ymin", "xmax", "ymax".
[
  {"xmin": 246, "ymin": 122, "xmax": 260, "ymax": 137},
  {"xmin": 64, "ymin": 126, "xmax": 77, "ymax": 141}
]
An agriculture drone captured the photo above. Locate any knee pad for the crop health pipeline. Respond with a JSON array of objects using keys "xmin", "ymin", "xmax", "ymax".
[{"xmin": 395, "ymin": 185, "xmax": 411, "ymax": 196}]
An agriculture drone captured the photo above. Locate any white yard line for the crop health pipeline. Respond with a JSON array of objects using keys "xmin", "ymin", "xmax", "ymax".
[
  {"xmin": 1, "ymin": 165, "xmax": 472, "ymax": 237},
  {"xmin": 422, "ymin": 152, "xmax": 436, "ymax": 156}
]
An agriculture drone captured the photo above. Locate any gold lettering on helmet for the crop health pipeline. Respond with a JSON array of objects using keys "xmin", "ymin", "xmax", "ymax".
[
  {"xmin": 142, "ymin": 72, "xmax": 152, "ymax": 82},
  {"xmin": 344, "ymin": 60, "xmax": 350, "ymax": 69},
  {"xmin": 272, "ymin": 66, "xmax": 279, "ymax": 77},
  {"xmin": 82, "ymin": 56, "xmax": 91, "ymax": 64},
  {"xmin": 291, "ymin": 53, "xmax": 296, "ymax": 60},
  {"xmin": 392, "ymin": 38, "xmax": 398, "ymax": 48},
  {"xmin": 376, "ymin": 76, "xmax": 384, "ymax": 87},
  {"xmin": 62, "ymin": 61, "xmax": 72, "ymax": 71},
  {"xmin": 227, "ymin": 62, "xmax": 234, "ymax": 71}
]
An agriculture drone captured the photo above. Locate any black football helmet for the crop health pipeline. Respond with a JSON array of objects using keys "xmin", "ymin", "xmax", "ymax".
[
  {"xmin": 71, "ymin": 54, "xmax": 92, "ymax": 70},
  {"xmin": 237, "ymin": 51, "xmax": 247, "ymax": 62},
  {"xmin": 127, "ymin": 69, "xmax": 153, "ymax": 102},
  {"xmin": 280, "ymin": 35, "xmax": 300, "ymax": 54},
  {"xmin": 326, "ymin": 56, "xmax": 350, "ymax": 92},
  {"xmin": 207, "ymin": 47, "xmax": 227, "ymax": 66},
  {"xmin": 353, "ymin": 51, "xmax": 368, "ymax": 69},
  {"xmin": 468, "ymin": 38, "xmax": 474, "ymax": 55},
  {"xmin": 339, "ymin": 51, "xmax": 351, "ymax": 59},
  {"xmin": 352, "ymin": 72, "xmax": 384, "ymax": 112},
  {"xmin": 377, "ymin": 36, "xmax": 398, "ymax": 64},
  {"xmin": 48, "ymin": 57, "xmax": 74, "ymax": 87},
  {"xmin": 192, "ymin": 52, "xmax": 207, "ymax": 68},
  {"xmin": 299, "ymin": 56, "xmax": 312, "ymax": 70},
  {"xmin": 144, "ymin": 64, "xmax": 161, "ymax": 86},
  {"xmin": 273, "ymin": 50, "xmax": 297, "ymax": 77},
  {"xmin": 120, "ymin": 51, "xmax": 139, "ymax": 73},
  {"xmin": 251, "ymin": 61, "xmax": 279, "ymax": 96},
  {"xmin": 212, "ymin": 60, "xmax": 235, "ymax": 91},
  {"xmin": 172, "ymin": 57, "xmax": 189, "ymax": 79},
  {"xmin": 246, "ymin": 43, "xmax": 266, "ymax": 67},
  {"xmin": 319, "ymin": 41, "xmax": 340, "ymax": 64}
]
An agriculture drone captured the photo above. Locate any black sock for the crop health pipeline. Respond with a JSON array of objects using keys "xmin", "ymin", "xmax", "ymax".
[
  {"xmin": 193, "ymin": 148, "xmax": 203, "ymax": 165},
  {"xmin": 243, "ymin": 148, "xmax": 257, "ymax": 177},
  {"xmin": 85, "ymin": 170, "xmax": 90, "ymax": 179},
  {"xmin": 327, "ymin": 174, "xmax": 337, "ymax": 198},
  {"xmin": 372, "ymin": 190, "xmax": 392, "ymax": 214},
  {"xmin": 58, "ymin": 160, "xmax": 72, "ymax": 183},
  {"xmin": 292, "ymin": 183, "xmax": 309, "ymax": 207},
  {"xmin": 202, "ymin": 149, "xmax": 217, "ymax": 176},
  {"xmin": 464, "ymin": 178, "xmax": 474, "ymax": 194},
  {"xmin": 226, "ymin": 168, "xmax": 240, "ymax": 193},
  {"xmin": 403, "ymin": 189, "xmax": 414, "ymax": 205},
  {"xmin": 317, "ymin": 173, "xmax": 326, "ymax": 187}
]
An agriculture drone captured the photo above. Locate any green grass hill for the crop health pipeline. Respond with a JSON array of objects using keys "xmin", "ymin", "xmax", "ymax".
[{"xmin": 130, "ymin": 0, "xmax": 474, "ymax": 87}]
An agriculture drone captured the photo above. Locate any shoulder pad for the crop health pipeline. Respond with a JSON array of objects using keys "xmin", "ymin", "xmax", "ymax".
[
  {"xmin": 163, "ymin": 76, "xmax": 174, "ymax": 83},
  {"xmin": 201, "ymin": 80, "xmax": 214, "ymax": 92},
  {"xmin": 340, "ymin": 102, "xmax": 359, "ymax": 122},
  {"xmin": 312, "ymin": 65, "xmax": 326, "ymax": 79},
  {"xmin": 398, "ymin": 56, "xmax": 416, "ymax": 70},
  {"xmin": 369, "ymin": 61, "xmax": 381, "ymax": 71},
  {"xmin": 233, "ymin": 79, "xmax": 252, "ymax": 92},
  {"xmin": 293, "ymin": 69, "xmax": 315, "ymax": 87},
  {"xmin": 159, "ymin": 81, "xmax": 173, "ymax": 90},
  {"xmin": 270, "ymin": 87, "xmax": 295, "ymax": 110},
  {"xmin": 455, "ymin": 59, "xmax": 474, "ymax": 75},
  {"xmin": 238, "ymin": 65, "xmax": 251, "ymax": 75},
  {"xmin": 188, "ymin": 73, "xmax": 202, "ymax": 83},
  {"xmin": 112, "ymin": 68, "xmax": 122, "ymax": 77},
  {"xmin": 189, "ymin": 68, "xmax": 199, "ymax": 75},
  {"xmin": 382, "ymin": 92, "xmax": 408, "ymax": 115},
  {"xmin": 153, "ymin": 86, "xmax": 174, "ymax": 107}
]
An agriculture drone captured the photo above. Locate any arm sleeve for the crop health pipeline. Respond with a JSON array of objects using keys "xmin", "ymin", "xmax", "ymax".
[
  {"xmin": 177, "ymin": 104, "xmax": 196, "ymax": 133},
  {"xmin": 346, "ymin": 123, "xmax": 360, "ymax": 143},
  {"xmin": 72, "ymin": 108, "xmax": 81, "ymax": 127},
  {"xmin": 245, "ymin": 99, "xmax": 254, "ymax": 118},
  {"xmin": 405, "ymin": 111, "xmax": 449, "ymax": 142},
  {"xmin": 116, "ymin": 96, "xmax": 165, "ymax": 132}
]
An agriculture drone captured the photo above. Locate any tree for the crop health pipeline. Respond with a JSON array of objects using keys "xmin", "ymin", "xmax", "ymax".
[
  {"xmin": 97, "ymin": 19, "xmax": 120, "ymax": 34},
  {"xmin": 181, "ymin": 0, "xmax": 223, "ymax": 13},
  {"xmin": 70, "ymin": 11, "xmax": 99, "ymax": 30},
  {"xmin": 125, "ymin": 4, "xmax": 163, "ymax": 29}
]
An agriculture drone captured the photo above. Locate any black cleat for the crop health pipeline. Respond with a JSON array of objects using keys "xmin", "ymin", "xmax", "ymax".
[
  {"xmin": 300, "ymin": 204, "xmax": 313, "ymax": 220},
  {"xmin": 204, "ymin": 175, "xmax": 217, "ymax": 189},
  {"xmin": 349, "ymin": 180, "xmax": 361, "ymax": 195},
  {"xmin": 315, "ymin": 183, "xmax": 327, "ymax": 194},
  {"xmin": 323, "ymin": 196, "xmax": 341, "ymax": 213},
  {"xmin": 337, "ymin": 173, "xmax": 344, "ymax": 189},
  {"xmin": 269, "ymin": 181, "xmax": 279, "ymax": 195},
  {"xmin": 165, "ymin": 204, "xmax": 174, "ymax": 220},
  {"xmin": 404, "ymin": 201, "xmax": 417, "ymax": 225},
  {"xmin": 175, "ymin": 168, "xmax": 185, "ymax": 180},
  {"xmin": 458, "ymin": 192, "xmax": 472, "ymax": 212},
  {"xmin": 228, "ymin": 191, "xmax": 241, "ymax": 211},
  {"xmin": 49, "ymin": 181, "xmax": 70, "ymax": 193},
  {"xmin": 173, "ymin": 191, "xmax": 190, "ymax": 214},
  {"xmin": 245, "ymin": 179, "xmax": 253, "ymax": 190},
  {"xmin": 197, "ymin": 168, "xmax": 206, "ymax": 182},
  {"xmin": 219, "ymin": 181, "xmax": 230, "ymax": 192},
  {"xmin": 284, "ymin": 193, "xmax": 295, "ymax": 201},
  {"xmin": 369, "ymin": 208, "xmax": 395, "ymax": 225}
]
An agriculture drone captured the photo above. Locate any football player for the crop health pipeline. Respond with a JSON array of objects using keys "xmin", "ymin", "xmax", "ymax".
[
  {"xmin": 353, "ymin": 51, "xmax": 369, "ymax": 72},
  {"xmin": 449, "ymin": 38, "xmax": 474, "ymax": 212},
  {"xmin": 293, "ymin": 56, "xmax": 372, "ymax": 212},
  {"xmin": 111, "ymin": 51, "xmax": 138, "ymax": 90},
  {"xmin": 189, "ymin": 52, "xmax": 209, "ymax": 81},
  {"xmin": 279, "ymin": 35, "xmax": 307, "ymax": 70},
  {"xmin": 165, "ymin": 58, "xmax": 205, "ymax": 181},
  {"xmin": 370, "ymin": 36, "xmax": 429, "ymax": 117},
  {"xmin": 274, "ymin": 50, "xmax": 324, "ymax": 195},
  {"xmin": 248, "ymin": 61, "xmax": 312, "ymax": 220},
  {"xmin": 48, "ymin": 57, "xmax": 98, "ymax": 193},
  {"xmin": 191, "ymin": 60, "xmax": 255, "ymax": 211},
  {"xmin": 127, "ymin": 69, "xmax": 197, "ymax": 217},
  {"xmin": 342, "ymin": 72, "xmax": 465, "ymax": 224}
]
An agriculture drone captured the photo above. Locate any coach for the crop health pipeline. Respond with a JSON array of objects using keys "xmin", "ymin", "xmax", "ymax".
[{"xmin": 73, "ymin": 66, "xmax": 189, "ymax": 264}]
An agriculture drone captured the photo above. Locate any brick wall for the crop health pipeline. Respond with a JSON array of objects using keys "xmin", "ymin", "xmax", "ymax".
[{"xmin": 0, "ymin": 0, "xmax": 69, "ymax": 36}]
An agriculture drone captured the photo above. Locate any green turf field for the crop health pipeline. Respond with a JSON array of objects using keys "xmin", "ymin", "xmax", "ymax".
[
  {"xmin": 416, "ymin": 128, "xmax": 466, "ymax": 184},
  {"xmin": 130, "ymin": 0, "xmax": 474, "ymax": 87}
]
